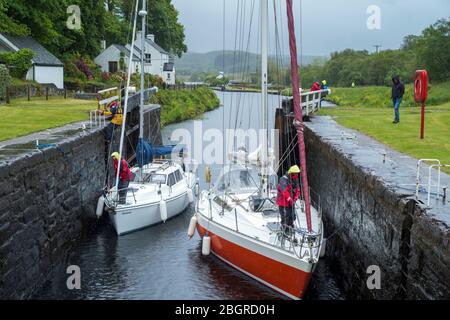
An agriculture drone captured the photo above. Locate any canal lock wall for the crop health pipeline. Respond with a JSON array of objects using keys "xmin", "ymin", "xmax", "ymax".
[
  {"xmin": 303, "ymin": 116, "xmax": 450, "ymax": 300},
  {"xmin": 0, "ymin": 107, "xmax": 162, "ymax": 299}
]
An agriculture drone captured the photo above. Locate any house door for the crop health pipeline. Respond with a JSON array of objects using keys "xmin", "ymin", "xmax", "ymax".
[{"xmin": 108, "ymin": 61, "xmax": 118, "ymax": 73}]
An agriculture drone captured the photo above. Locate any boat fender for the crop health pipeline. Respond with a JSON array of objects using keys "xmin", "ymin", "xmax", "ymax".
[
  {"xmin": 320, "ymin": 238, "xmax": 326, "ymax": 258},
  {"xmin": 187, "ymin": 215, "xmax": 197, "ymax": 239},
  {"xmin": 160, "ymin": 199, "xmax": 168, "ymax": 222},
  {"xmin": 194, "ymin": 180, "xmax": 200, "ymax": 197},
  {"xmin": 202, "ymin": 234, "xmax": 211, "ymax": 255},
  {"xmin": 187, "ymin": 188, "xmax": 194, "ymax": 203},
  {"xmin": 96, "ymin": 196, "xmax": 105, "ymax": 218}
]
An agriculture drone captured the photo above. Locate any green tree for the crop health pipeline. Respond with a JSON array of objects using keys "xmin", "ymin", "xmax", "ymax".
[
  {"xmin": 0, "ymin": 0, "xmax": 29, "ymax": 35},
  {"xmin": 0, "ymin": 48, "xmax": 35, "ymax": 79},
  {"xmin": 414, "ymin": 18, "xmax": 450, "ymax": 81},
  {"xmin": 120, "ymin": 0, "xmax": 187, "ymax": 57}
]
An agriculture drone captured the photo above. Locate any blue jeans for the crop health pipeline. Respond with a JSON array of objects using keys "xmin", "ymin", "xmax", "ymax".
[{"xmin": 393, "ymin": 97, "xmax": 402, "ymax": 122}]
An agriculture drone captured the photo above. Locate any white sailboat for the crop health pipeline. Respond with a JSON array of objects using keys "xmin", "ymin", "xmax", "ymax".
[
  {"xmin": 98, "ymin": 0, "xmax": 197, "ymax": 236},
  {"xmin": 188, "ymin": 0, "xmax": 324, "ymax": 299}
]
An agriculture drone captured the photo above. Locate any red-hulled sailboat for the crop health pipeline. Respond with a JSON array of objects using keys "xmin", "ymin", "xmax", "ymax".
[{"xmin": 187, "ymin": 0, "xmax": 324, "ymax": 299}]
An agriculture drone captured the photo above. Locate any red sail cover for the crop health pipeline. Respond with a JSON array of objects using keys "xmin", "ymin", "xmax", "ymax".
[{"xmin": 286, "ymin": 0, "xmax": 312, "ymax": 232}]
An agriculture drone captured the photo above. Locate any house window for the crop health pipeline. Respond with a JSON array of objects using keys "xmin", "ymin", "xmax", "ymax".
[
  {"xmin": 145, "ymin": 54, "xmax": 151, "ymax": 64},
  {"xmin": 167, "ymin": 73, "xmax": 171, "ymax": 80},
  {"xmin": 108, "ymin": 61, "xmax": 118, "ymax": 73}
]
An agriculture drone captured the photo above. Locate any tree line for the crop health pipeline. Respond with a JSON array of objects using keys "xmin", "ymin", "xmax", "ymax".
[
  {"xmin": 271, "ymin": 18, "xmax": 449, "ymax": 88},
  {"xmin": 0, "ymin": 0, "xmax": 187, "ymax": 59}
]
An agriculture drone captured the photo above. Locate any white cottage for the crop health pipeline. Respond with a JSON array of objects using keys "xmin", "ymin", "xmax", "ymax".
[
  {"xmin": 94, "ymin": 32, "xmax": 176, "ymax": 85},
  {"xmin": 0, "ymin": 33, "xmax": 64, "ymax": 89}
]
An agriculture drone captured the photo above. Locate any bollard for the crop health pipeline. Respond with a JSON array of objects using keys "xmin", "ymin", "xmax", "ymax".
[
  {"xmin": 443, "ymin": 186, "xmax": 447, "ymax": 201},
  {"xmin": 382, "ymin": 152, "xmax": 387, "ymax": 164},
  {"xmin": 45, "ymin": 87, "xmax": 49, "ymax": 100},
  {"xmin": 27, "ymin": 85, "xmax": 31, "ymax": 101}
]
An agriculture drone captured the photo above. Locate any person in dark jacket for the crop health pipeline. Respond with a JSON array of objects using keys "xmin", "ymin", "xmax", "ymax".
[
  {"xmin": 276, "ymin": 165, "xmax": 301, "ymax": 236},
  {"xmin": 111, "ymin": 152, "xmax": 133, "ymax": 204},
  {"xmin": 104, "ymin": 100, "xmax": 123, "ymax": 142},
  {"xmin": 391, "ymin": 75, "xmax": 405, "ymax": 124}
]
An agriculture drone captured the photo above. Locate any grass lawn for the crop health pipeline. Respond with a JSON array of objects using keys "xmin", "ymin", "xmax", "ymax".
[
  {"xmin": 319, "ymin": 82, "xmax": 450, "ymax": 173},
  {"xmin": 0, "ymin": 96, "xmax": 97, "ymax": 141}
]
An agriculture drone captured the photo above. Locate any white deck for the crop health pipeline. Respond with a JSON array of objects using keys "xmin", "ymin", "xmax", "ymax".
[
  {"xmin": 105, "ymin": 161, "xmax": 196, "ymax": 235},
  {"xmin": 197, "ymin": 189, "xmax": 323, "ymax": 262}
]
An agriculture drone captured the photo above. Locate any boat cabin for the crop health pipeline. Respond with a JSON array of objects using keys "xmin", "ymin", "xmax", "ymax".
[{"xmin": 131, "ymin": 162, "xmax": 185, "ymax": 188}]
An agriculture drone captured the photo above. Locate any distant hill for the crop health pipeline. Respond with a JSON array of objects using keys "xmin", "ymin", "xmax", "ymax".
[{"xmin": 176, "ymin": 51, "xmax": 326, "ymax": 76}]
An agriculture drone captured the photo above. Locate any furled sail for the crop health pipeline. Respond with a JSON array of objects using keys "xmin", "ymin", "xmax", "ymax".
[{"xmin": 136, "ymin": 138, "xmax": 183, "ymax": 167}]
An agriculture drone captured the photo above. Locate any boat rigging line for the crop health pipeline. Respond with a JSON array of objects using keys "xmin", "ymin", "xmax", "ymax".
[{"xmin": 114, "ymin": 0, "xmax": 140, "ymax": 202}]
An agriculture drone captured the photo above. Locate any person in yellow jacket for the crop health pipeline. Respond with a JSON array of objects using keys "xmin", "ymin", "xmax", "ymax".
[{"xmin": 104, "ymin": 101, "xmax": 123, "ymax": 141}]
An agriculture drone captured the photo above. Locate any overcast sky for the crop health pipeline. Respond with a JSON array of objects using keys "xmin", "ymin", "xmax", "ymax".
[{"xmin": 172, "ymin": 0, "xmax": 449, "ymax": 57}]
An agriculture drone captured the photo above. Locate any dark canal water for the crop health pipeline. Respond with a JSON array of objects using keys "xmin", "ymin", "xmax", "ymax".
[{"xmin": 35, "ymin": 91, "xmax": 345, "ymax": 300}]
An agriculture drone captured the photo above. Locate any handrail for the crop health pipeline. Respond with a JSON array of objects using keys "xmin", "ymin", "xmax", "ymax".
[
  {"xmin": 202, "ymin": 193, "xmax": 322, "ymax": 259},
  {"xmin": 416, "ymin": 159, "xmax": 440, "ymax": 199},
  {"xmin": 427, "ymin": 164, "xmax": 450, "ymax": 206},
  {"xmin": 89, "ymin": 110, "xmax": 106, "ymax": 129}
]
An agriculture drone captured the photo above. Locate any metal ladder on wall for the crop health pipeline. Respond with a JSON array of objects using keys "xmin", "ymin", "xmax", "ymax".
[{"xmin": 415, "ymin": 159, "xmax": 449, "ymax": 207}]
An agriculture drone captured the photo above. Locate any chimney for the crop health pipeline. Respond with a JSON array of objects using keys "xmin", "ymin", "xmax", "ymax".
[
  {"xmin": 146, "ymin": 34, "xmax": 155, "ymax": 42},
  {"xmin": 101, "ymin": 40, "xmax": 106, "ymax": 50}
]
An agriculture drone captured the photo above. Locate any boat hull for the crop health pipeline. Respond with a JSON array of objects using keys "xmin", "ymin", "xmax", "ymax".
[
  {"xmin": 196, "ymin": 218, "xmax": 313, "ymax": 299},
  {"xmin": 110, "ymin": 191, "xmax": 189, "ymax": 235}
]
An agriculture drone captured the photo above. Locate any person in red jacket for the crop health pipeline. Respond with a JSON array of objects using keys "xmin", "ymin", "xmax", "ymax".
[
  {"xmin": 111, "ymin": 152, "xmax": 133, "ymax": 204},
  {"xmin": 310, "ymin": 81, "xmax": 321, "ymax": 92},
  {"xmin": 276, "ymin": 165, "xmax": 301, "ymax": 236}
]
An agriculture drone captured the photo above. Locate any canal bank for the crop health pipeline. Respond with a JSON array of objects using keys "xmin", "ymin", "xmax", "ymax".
[{"xmin": 303, "ymin": 116, "xmax": 450, "ymax": 299}]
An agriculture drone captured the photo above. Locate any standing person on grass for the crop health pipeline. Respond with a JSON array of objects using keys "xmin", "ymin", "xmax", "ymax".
[{"xmin": 391, "ymin": 75, "xmax": 405, "ymax": 124}]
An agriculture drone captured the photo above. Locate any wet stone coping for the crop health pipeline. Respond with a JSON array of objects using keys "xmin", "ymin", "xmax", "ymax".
[
  {"xmin": 305, "ymin": 115, "xmax": 450, "ymax": 229},
  {"xmin": 0, "ymin": 121, "xmax": 105, "ymax": 163}
]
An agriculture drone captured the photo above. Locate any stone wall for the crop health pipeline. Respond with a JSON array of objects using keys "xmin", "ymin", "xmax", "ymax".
[
  {"xmin": 0, "ymin": 107, "xmax": 162, "ymax": 299},
  {"xmin": 303, "ymin": 117, "xmax": 450, "ymax": 300},
  {"xmin": 0, "ymin": 130, "xmax": 105, "ymax": 299}
]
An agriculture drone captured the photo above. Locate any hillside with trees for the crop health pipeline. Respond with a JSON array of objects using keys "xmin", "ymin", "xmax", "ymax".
[{"xmin": 0, "ymin": 0, "xmax": 187, "ymax": 59}]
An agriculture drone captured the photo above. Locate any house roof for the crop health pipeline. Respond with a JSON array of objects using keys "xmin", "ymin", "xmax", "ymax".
[
  {"xmin": 112, "ymin": 44, "xmax": 140, "ymax": 61},
  {"xmin": 0, "ymin": 34, "xmax": 63, "ymax": 67},
  {"xmin": 163, "ymin": 62, "xmax": 174, "ymax": 72},
  {"xmin": 145, "ymin": 38, "xmax": 169, "ymax": 55}
]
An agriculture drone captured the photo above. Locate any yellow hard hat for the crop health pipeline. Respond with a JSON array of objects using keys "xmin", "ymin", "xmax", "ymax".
[
  {"xmin": 111, "ymin": 152, "xmax": 120, "ymax": 160},
  {"xmin": 322, "ymin": 80, "xmax": 327, "ymax": 85},
  {"xmin": 288, "ymin": 165, "xmax": 301, "ymax": 174}
]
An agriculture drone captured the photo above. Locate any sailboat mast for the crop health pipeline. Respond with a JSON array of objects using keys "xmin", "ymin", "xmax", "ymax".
[
  {"xmin": 285, "ymin": 0, "xmax": 312, "ymax": 232},
  {"xmin": 139, "ymin": 0, "xmax": 147, "ymax": 141},
  {"xmin": 114, "ymin": 0, "xmax": 140, "ymax": 196},
  {"xmin": 260, "ymin": 0, "xmax": 269, "ymax": 198}
]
